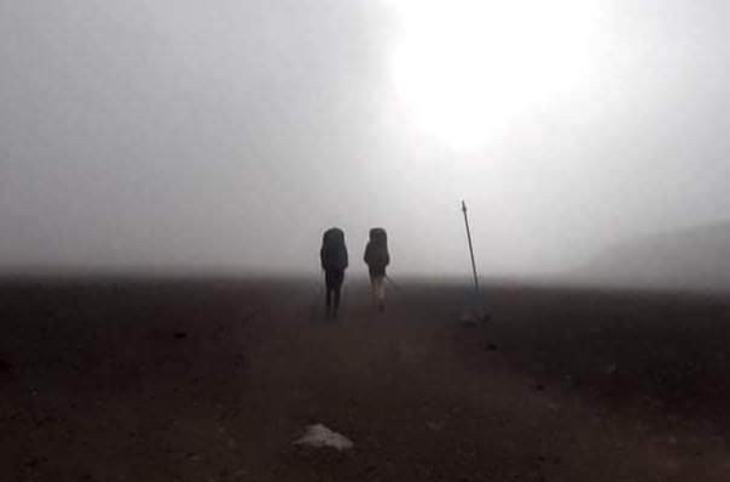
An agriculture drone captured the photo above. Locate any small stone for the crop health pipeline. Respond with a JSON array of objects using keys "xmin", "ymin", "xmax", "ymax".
[
  {"xmin": 460, "ymin": 314, "xmax": 478, "ymax": 326},
  {"xmin": 426, "ymin": 421, "xmax": 443, "ymax": 432}
]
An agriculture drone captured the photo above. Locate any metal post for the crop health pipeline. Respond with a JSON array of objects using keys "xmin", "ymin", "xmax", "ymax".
[{"xmin": 461, "ymin": 200, "xmax": 480, "ymax": 293}]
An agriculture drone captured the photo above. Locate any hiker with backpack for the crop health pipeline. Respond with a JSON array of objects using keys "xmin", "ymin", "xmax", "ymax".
[
  {"xmin": 364, "ymin": 227, "xmax": 390, "ymax": 312},
  {"xmin": 320, "ymin": 227, "xmax": 349, "ymax": 318}
]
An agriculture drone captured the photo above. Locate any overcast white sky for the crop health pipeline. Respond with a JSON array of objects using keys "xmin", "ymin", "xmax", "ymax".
[{"xmin": 1, "ymin": 0, "xmax": 729, "ymax": 277}]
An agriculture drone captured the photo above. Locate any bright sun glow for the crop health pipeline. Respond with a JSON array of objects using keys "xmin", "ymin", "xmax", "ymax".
[{"xmin": 389, "ymin": 0, "xmax": 600, "ymax": 150}]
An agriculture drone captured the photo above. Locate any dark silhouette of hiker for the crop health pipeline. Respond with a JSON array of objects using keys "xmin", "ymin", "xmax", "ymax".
[
  {"xmin": 320, "ymin": 227, "xmax": 348, "ymax": 318},
  {"xmin": 364, "ymin": 227, "xmax": 390, "ymax": 312}
]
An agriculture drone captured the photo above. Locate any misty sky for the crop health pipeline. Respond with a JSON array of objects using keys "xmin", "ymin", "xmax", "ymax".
[{"xmin": 1, "ymin": 0, "xmax": 729, "ymax": 277}]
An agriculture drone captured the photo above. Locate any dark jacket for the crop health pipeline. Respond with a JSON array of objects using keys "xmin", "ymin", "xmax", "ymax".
[
  {"xmin": 364, "ymin": 228, "xmax": 389, "ymax": 277},
  {"xmin": 320, "ymin": 228, "xmax": 348, "ymax": 271}
]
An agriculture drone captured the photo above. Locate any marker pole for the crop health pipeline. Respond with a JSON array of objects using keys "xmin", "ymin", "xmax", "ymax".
[{"xmin": 461, "ymin": 200, "xmax": 480, "ymax": 294}]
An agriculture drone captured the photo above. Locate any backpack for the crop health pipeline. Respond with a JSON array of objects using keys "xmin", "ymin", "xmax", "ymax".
[
  {"xmin": 320, "ymin": 228, "xmax": 349, "ymax": 271},
  {"xmin": 364, "ymin": 228, "xmax": 389, "ymax": 269}
]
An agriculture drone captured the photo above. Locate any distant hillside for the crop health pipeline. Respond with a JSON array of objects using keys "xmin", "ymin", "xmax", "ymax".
[{"xmin": 577, "ymin": 221, "xmax": 730, "ymax": 292}]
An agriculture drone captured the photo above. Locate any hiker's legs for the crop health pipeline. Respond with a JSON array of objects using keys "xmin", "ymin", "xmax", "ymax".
[
  {"xmin": 332, "ymin": 270, "xmax": 344, "ymax": 316},
  {"xmin": 376, "ymin": 276, "xmax": 386, "ymax": 306},
  {"xmin": 325, "ymin": 271, "xmax": 334, "ymax": 315},
  {"xmin": 333, "ymin": 283, "xmax": 342, "ymax": 313},
  {"xmin": 371, "ymin": 275, "xmax": 386, "ymax": 311},
  {"xmin": 326, "ymin": 269, "xmax": 344, "ymax": 317}
]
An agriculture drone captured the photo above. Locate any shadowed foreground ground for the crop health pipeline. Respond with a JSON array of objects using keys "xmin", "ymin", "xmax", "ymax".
[{"xmin": 1, "ymin": 277, "xmax": 729, "ymax": 481}]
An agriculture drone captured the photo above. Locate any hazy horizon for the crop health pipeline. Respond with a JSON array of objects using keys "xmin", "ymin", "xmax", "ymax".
[{"xmin": 2, "ymin": 0, "xmax": 730, "ymax": 281}]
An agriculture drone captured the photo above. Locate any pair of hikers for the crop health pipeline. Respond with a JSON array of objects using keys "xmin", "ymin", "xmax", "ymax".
[{"xmin": 320, "ymin": 227, "xmax": 390, "ymax": 318}]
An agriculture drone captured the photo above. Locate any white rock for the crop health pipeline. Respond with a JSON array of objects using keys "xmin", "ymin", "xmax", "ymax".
[{"xmin": 294, "ymin": 424, "xmax": 354, "ymax": 451}]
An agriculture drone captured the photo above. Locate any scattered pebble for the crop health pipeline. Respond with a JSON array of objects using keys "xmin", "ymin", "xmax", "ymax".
[{"xmin": 427, "ymin": 421, "xmax": 443, "ymax": 432}]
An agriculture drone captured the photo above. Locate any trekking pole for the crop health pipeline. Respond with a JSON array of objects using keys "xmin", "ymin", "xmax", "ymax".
[{"xmin": 384, "ymin": 275, "xmax": 404, "ymax": 293}]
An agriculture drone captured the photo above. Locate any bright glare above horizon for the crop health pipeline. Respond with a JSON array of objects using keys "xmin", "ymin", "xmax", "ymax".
[{"xmin": 389, "ymin": 0, "xmax": 601, "ymax": 151}]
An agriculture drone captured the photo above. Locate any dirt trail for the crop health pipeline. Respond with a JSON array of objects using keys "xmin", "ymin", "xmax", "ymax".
[
  {"xmin": 1, "ymin": 279, "xmax": 729, "ymax": 481},
  {"xmin": 239, "ymin": 282, "xmax": 730, "ymax": 482}
]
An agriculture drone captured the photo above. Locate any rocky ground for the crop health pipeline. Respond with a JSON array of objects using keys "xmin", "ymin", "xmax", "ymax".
[{"xmin": 1, "ymin": 277, "xmax": 729, "ymax": 481}]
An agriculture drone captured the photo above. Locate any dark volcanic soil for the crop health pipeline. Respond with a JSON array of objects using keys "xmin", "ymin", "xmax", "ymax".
[{"xmin": 1, "ymin": 277, "xmax": 729, "ymax": 481}]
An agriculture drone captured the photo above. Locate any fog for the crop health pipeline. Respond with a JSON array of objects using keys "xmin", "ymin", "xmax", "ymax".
[{"xmin": 2, "ymin": 0, "xmax": 729, "ymax": 280}]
